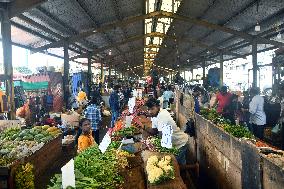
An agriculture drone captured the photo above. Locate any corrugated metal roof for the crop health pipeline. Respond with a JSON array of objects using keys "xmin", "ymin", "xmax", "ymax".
[{"xmin": 3, "ymin": 0, "xmax": 284, "ymax": 74}]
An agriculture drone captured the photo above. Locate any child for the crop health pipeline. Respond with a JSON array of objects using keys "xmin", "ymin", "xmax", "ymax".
[{"xmin": 77, "ymin": 118, "xmax": 96, "ymax": 153}]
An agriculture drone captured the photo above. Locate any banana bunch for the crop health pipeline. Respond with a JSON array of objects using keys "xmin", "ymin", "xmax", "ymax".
[{"xmin": 15, "ymin": 163, "xmax": 35, "ymax": 189}]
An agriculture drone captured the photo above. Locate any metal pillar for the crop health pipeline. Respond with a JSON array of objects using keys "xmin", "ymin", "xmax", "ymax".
[
  {"xmin": 63, "ymin": 43, "xmax": 69, "ymax": 107},
  {"xmin": 114, "ymin": 65, "xmax": 116, "ymax": 77},
  {"xmin": 183, "ymin": 70, "xmax": 186, "ymax": 81},
  {"xmin": 220, "ymin": 54, "xmax": 224, "ymax": 87},
  {"xmin": 191, "ymin": 68, "xmax": 194, "ymax": 80},
  {"xmin": 1, "ymin": 11, "xmax": 15, "ymax": 119},
  {"xmin": 87, "ymin": 55, "xmax": 92, "ymax": 98},
  {"xmin": 109, "ymin": 64, "xmax": 111, "ymax": 77},
  {"xmin": 252, "ymin": 40, "xmax": 258, "ymax": 88},
  {"xmin": 100, "ymin": 61, "xmax": 104, "ymax": 83},
  {"xmin": 202, "ymin": 61, "xmax": 206, "ymax": 85}
]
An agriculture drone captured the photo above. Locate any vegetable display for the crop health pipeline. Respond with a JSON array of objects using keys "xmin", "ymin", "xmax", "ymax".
[
  {"xmin": 48, "ymin": 146, "xmax": 134, "ymax": 189},
  {"xmin": 112, "ymin": 127, "xmax": 139, "ymax": 137},
  {"xmin": 0, "ymin": 126, "xmax": 62, "ymax": 166},
  {"xmin": 200, "ymin": 108, "xmax": 253, "ymax": 139},
  {"xmin": 146, "ymin": 155, "xmax": 175, "ymax": 184},
  {"xmin": 142, "ymin": 137, "xmax": 180, "ymax": 155},
  {"xmin": 15, "ymin": 163, "xmax": 35, "ymax": 189}
]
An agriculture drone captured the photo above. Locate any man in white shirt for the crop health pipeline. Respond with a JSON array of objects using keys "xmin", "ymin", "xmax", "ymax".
[
  {"xmin": 143, "ymin": 98, "xmax": 189, "ymax": 165},
  {"xmin": 163, "ymin": 86, "xmax": 174, "ymax": 108},
  {"xmin": 249, "ymin": 87, "xmax": 266, "ymax": 140}
]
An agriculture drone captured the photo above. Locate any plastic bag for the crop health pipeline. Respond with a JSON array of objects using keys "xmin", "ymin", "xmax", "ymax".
[{"xmin": 271, "ymin": 124, "xmax": 281, "ymax": 134}]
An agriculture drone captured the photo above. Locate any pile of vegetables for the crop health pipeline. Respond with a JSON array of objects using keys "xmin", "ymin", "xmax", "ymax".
[
  {"xmin": 146, "ymin": 155, "xmax": 175, "ymax": 184},
  {"xmin": 200, "ymin": 108, "xmax": 253, "ymax": 139},
  {"xmin": 112, "ymin": 127, "xmax": 138, "ymax": 138},
  {"xmin": 14, "ymin": 163, "xmax": 35, "ymax": 189},
  {"xmin": 48, "ymin": 146, "xmax": 133, "ymax": 189},
  {"xmin": 222, "ymin": 123, "xmax": 253, "ymax": 138},
  {"xmin": 0, "ymin": 126, "xmax": 62, "ymax": 166},
  {"xmin": 142, "ymin": 137, "xmax": 180, "ymax": 155}
]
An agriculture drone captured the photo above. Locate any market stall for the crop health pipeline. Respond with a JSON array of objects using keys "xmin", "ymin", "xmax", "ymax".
[
  {"xmin": 176, "ymin": 91, "xmax": 284, "ymax": 189},
  {"xmin": 47, "ymin": 96, "xmax": 187, "ymax": 189},
  {"xmin": 0, "ymin": 123, "xmax": 64, "ymax": 189}
]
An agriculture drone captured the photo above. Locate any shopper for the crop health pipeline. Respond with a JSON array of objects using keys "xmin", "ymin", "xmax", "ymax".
[
  {"xmin": 109, "ymin": 85, "xmax": 120, "ymax": 127},
  {"xmin": 192, "ymin": 86, "xmax": 201, "ymax": 113},
  {"xmin": 223, "ymin": 94, "xmax": 242, "ymax": 125},
  {"xmin": 118, "ymin": 87, "xmax": 125, "ymax": 109},
  {"xmin": 212, "ymin": 86, "xmax": 232, "ymax": 115},
  {"xmin": 163, "ymin": 85, "xmax": 175, "ymax": 108},
  {"xmin": 277, "ymin": 83, "xmax": 284, "ymax": 150},
  {"xmin": 89, "ymin": 84, "xmax": 102, "ymax": 105},
  {"xmin": 249, "ymin": 87, "xmax": 266, "ymax": 140},
  {"xmin": 144, "ymin": 98, "xmax": 189, "ymax": 165},
  {"xmin": 241, "ymin": 90, "xmax": 252, "ymax": 130},
  {"xmin": 84, "ymin": 97, "xmax": 102, "ymax": 144},
  {"xmin": 77, "ymin": 118, "xmax": 95, "ymax": 153}
]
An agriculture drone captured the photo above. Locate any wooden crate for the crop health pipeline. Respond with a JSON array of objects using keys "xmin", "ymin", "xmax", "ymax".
[
  {"xmin": 25, "ymin": 135, "xmax": 62, "ymax": 177},
  {"xmin": 0, "ymin": 135, "xmax": 63, "ymax": 189}
]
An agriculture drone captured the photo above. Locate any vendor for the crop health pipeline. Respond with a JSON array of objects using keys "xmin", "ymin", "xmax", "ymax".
[
  {"xmin": 143, "ymin": 98, "xmax": 189, "ymax": 165},
  {"xmin": 212, "ymin": 86, "xmax": 232, "ymax": 114},
  {"xmin": 77, "ymin": 118, "xmax": 96, "ymax": 153}
]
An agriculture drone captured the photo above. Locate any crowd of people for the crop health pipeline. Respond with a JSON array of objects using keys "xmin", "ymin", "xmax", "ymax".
[
  {"xmin": 69, "ymin": 81, "xmax": 193, "ymax": 166},
  {"xmin": 192, "ymin": 84, "xmax": 284, "ymax": 146}
]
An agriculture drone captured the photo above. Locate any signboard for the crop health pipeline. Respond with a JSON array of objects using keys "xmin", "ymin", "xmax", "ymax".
[{"xmin": 161, "ymin": 124, "xmax": 173, "ymax": 149}]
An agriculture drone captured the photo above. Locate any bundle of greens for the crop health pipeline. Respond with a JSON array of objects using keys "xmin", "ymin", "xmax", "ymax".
[
  {"xmin": 143, "ymin": 137, "xmax": 180, "ymax": 155},
  {"xmin": 48, "ymin": 146, "xmax": 125, "ymax": 189},
  {"xmin": 223, "ymin": 124, "xmax": 253, "ymax": 138},
  {"xmin": 200, "ymin": 108, "xmax": 253, "ymax": 139},
  {"xmin": 112, "ymin": 127, "xmax": 138, "ymax": 137}
]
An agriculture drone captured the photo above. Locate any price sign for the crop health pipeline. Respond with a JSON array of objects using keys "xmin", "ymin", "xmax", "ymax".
[
  {"xmin": 62, "ymin": 159, "xmax": 76, "ymax": 189},
  {"xmin": 161, "ymin": 124, "xmax": 173, "ymax": 149},
  {"xmin": 128, "ymin": 97, "xmax": 136, "ymax": 114},
  {"xmin": 125, "ymin": 116, "xmax": 133, "ymax": 128},
  {"xmin": 99, "ymin": 133, "xmax": 112, "ymax": 153}
]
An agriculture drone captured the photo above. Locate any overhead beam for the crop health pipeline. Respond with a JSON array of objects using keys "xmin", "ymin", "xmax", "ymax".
[
  {"xmin": 186, "ymin": 7, "xmax": 284, "ymax": 61},
  {"xmin": 10, "ymin": 20, "xmax": 95, "ymax": 61},
  {"xmin": 105, "ymin": 47, "xmax": 143, "ymax": 61},
  {"xmin": 36, "ymin": 7, "xmax": 97, "ymax": 51},
  {"xmin": 17, "ymin": 15, "xmax": 90, "ymax": 55},
  {"xmin": 72, "ymin": 0, "xmax": 128, "ymax": 64},
  {"xmin": 169, "ymin": 12, "xmax": 284, "ymax": 47},
  {"xmin": 72, "ymin": 32, "xmax": 245, "ymax": 61},
  {"xmin": 8, "ymin": 0, "xmax": 47, "ymax": 18},
  {"xmin": 34, "ymin": 11, "xmax": 170, "ymax": 52},
  {"xmin": 70, "ymin": 35, "xmax": 145, "ymax": 60},
  {"xmin": 34, "ymin": 10, "xmax": 284, "ymax": 55}
]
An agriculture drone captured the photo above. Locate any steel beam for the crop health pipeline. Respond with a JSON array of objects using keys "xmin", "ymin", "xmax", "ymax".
[
  {"xmin": 72, "ymin": 0, "xmax": 128, "ymax": 64},
  {"xmin": 100, "ymin": 61, "xmax": 104, "ymax": 83},
  {"xmin": 70, "ymin": 35, "xmax": 145, "ymax": 60},
  {"xmin": 220, "ymin": 54, "xmax": 224, "ymax": 87},
  {"xmin": 187, "ymin": 7, "xmax": 284, "ymax": 64},
  {"xmin": 34, "ymin": 11, "xmax": 169, "ymax": 52},
  {"xmin": 16, "ymin": 15, "xmax": 90, "ymax": 56},
  {"xmin": 105, "ymin": 47, "xmax": 143, "ymax": 61},
  {"xmin": 1, "ymin": 11, "xmax": 15, "ymax": 119},
  {"xmin": 63, "ymin": 43, "xmax": 69, "ymax": 107},
  {"xmin": 87, "ymin": 55, "xmax": 92, "ymax": 98},
  {"xmin": 169, "ymin": 12, "xmax": 284, "ymax": 47},
  {"xmin": 8, "ymin": 0, "xmax": 47, "ymax": 18},
  {"xmin": 36, "ymin": 7, "xmax": 97, "ymax": 51},
  {"xmin": 72, "ymin": 32, "xmax": 245, "ymax": 61}
]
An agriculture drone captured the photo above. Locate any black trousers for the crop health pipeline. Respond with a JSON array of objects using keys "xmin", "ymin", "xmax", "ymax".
[
  {"xmin": 92, "ymin": 130, "xmax": 100, "ymax": 144},
  {"xmin": 252, "ymin": 124, "xmax": 265, "ymax": 140}
]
